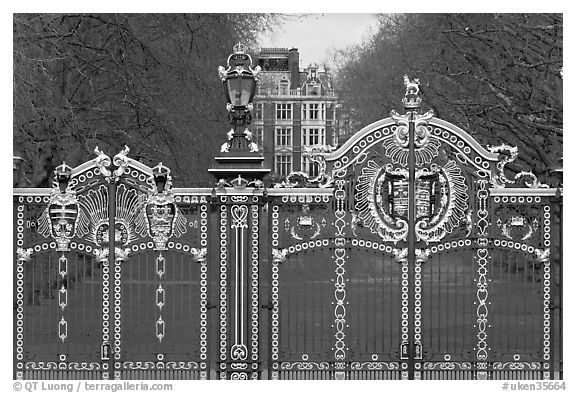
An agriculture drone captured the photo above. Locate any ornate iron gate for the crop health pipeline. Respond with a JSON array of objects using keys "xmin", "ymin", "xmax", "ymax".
[{"xmin": 14, "ymin": 85, "xmax": 562, "ymax": 380}]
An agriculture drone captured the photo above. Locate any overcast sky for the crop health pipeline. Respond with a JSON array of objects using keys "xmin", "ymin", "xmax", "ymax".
[{"xmin": 257, "ymin": 13, "xmax": 380, "ymax": 69}]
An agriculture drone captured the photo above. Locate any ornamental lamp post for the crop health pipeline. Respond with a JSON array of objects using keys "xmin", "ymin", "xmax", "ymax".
[
  {"xmin": 218, "ymin": 42, "xmax": 261, "ymax": 128},
  {"xmin": 209, "ymin": 43, "xmax": 270, "ymax": 185}
]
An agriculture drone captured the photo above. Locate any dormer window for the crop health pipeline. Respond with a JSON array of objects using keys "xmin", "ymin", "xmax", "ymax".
[
  {"xmin": 310, "ymin": 68, "xmax": 317, "ymax": 80},
  {"xmin": 278, "ymin": 78, "xmax": 290, "ymax": 96},
  {"xmin": 306, "ymin": 82, "xmax": 320, "ymax": 96}
]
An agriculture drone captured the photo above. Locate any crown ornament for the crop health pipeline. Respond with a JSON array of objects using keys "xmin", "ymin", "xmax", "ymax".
[{"xmin": 233, "ymin": 42, "xmax": 246, "ymax": 54}]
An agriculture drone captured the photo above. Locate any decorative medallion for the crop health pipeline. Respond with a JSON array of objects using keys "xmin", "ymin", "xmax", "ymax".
[
  {"xmin": 495, "ymin": 206, "xmax": 539, "ymax": 241},
  {"xmin": 284, "ymin": 204, "xmax": 327, "ymax": 241}
]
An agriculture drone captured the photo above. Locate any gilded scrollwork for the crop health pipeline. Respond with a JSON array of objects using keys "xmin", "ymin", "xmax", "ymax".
[
  {"xmin": 94, "ymin": 146, "xmax": 112, "ymax": 179},
  {"xmin": 276, "ymin": 144, "xmax": 335, "ymax": 188},
  {"xmin": 112, "ymin": 145, "xmax": 131, "ymax": 179},
  {"xmin": 488, "ymin": 144, "xmax": 549, "ymax": 189}
]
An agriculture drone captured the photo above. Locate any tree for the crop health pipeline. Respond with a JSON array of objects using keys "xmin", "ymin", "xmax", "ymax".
[
  {"xmin": 333, "ymin": 13, "xmax": 562, "ymax": 183},
  {"xmin": 14, "ymin": 13, "xmax": 280, "ymax": 187}
]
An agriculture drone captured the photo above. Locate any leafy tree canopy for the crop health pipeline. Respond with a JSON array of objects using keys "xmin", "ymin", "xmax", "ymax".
[
  {"xmin": 333, "ymin": 13, "xmax": 562, "ymax": 183},
  {"xmin": 14, "ymin": 13, "xmax": 280, "ymax": 187}
]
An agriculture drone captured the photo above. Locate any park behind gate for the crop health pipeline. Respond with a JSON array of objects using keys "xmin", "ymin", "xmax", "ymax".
[{"xmin": 13, "ymin": 75, "xmax": 562, "ymax": 381}]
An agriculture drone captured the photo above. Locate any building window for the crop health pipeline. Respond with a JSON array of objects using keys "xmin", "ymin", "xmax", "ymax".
[
  {"xmin": 302, "ymin": 103, "xmax": 326, "ymax": 120},
  {"xmin": 254, "ymin": 103, "xmax": 264, "ymax": 120},
  {"xmin": 253, "ymin": 126, "xmax": 264, "ymax": 149},
  {"xmin": 275, "ymin": 154, "xmax": 293, "ymax": 177},
  {"xmin": 275, "ymin": 127, "xmax": 293, "ymax": 147},
  {"xmin": 301, "ymin": 156, "xmax": 320, "ymax": 178},
  {"xmin": 275, "ymin": 103, "xmax": 292, "ymax": 120},
  {"xmin": 259, "ymin": 57, "xmax": 289, "ymax": 71},
  {"xmin": 302, "ymin": 128, "xmax": 325, "ymax": 147}
]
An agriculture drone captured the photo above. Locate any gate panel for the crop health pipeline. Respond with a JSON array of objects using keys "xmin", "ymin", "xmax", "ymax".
[
  {"xmin": 276, "ymin": 249, "xmax": 334, "ymax": 379},
  {"xmin": 420, "ymin": 248, "xmax": 476, "ymax": 379},
  {"xmin": 346, "ymin": 247, "xmax": 402, "ymax": 379},
  {"xmin": 21, "ymin": 250, "xmax": 103, "ymax": 379},
  {"xmin": 489, "ymin": 247, "xmax": 543, "ymax": 379},
  {"xmin": 213, "ymin": 196, "xmax": 263, "ymax": 380},
  {"xmin": 268, "ymin": 192, "xmax": 335, "ymax": 379},
  {"xmin": 120, "ymin": 250, "xmax": 203, "ymax": 379}
]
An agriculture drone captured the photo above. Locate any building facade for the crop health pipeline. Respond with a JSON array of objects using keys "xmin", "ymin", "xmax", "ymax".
[{"xmin": 251, "ymin": 48, "xmax": 338, "ymax": 179}]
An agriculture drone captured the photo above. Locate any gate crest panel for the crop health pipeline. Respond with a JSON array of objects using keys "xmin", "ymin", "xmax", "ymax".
[{"xmin": 15, "ymin": 147, "xmax": 209, "ymax": 380}]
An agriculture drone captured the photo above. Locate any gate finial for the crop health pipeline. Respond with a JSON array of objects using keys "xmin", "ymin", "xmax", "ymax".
[{"xmin": 402, "ymin": 74, "xmax": 422, "ymax": 109}]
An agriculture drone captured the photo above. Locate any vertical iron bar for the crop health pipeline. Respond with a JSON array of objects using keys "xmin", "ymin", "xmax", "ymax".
[
  {"xmin": 266, "ymin": 198, "xmax": 273, "ymax": 379},
  {"xmin": 13, "ymin": 196, "xmax": 18, "ymax": 379},
  {"xmin": 107, "ymin": 180, "xmax": 117, "ymax": 378},
  {"xmin": 407, "ymin": 110, "xmax": 416, "ymax": 379},
  {"xmin": 557, "ymin": 192, "xmax": 563, "ymax": 379}
]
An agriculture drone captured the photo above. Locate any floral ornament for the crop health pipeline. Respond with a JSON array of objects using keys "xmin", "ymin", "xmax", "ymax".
[{"xmin": 271, "ymin": 248, "xmax": 288, "ymax": 264}]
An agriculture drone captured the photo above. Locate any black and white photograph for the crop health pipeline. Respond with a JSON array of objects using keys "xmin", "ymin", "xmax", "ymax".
[{"xmin": 11, "ymin": 8, "xmax": 564, "ymax": 388}]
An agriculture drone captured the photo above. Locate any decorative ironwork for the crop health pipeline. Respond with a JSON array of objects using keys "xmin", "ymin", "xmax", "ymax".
[
  {"xmin": 271, "ymin": 248, "xmax": 288, "ymax": 264},
  {"xmin": 475, "ymin": 180, "xmax": 490, "ymax": 378},
  {"xmin": 350, "ymin": 362, "xmax": 401, "ymax": 370},
  {"xmin": 422, "ymin": 362, "xmax": 472, "ymax": 370},
  {"xmin": 355, "ymin": 159, "xmax": 468, "ymax": 244},
  {"xmin": 488, "ymin": 144, "xmax": 549, "ymax": 189},
  {"xmin": 495, "ymin": 205, "xmax": 540, "ymax": 242},
  {"xmin": 94, "ymin": 146, "xmax": 112, "ymax": 179},
  {"xmin": 16, "ymin": 247, "xmax": 33, "ymax": 262},
  {"xmin": 37, "ymin": 163, "xmax": 79, "ymax": 251},
  {"xmin": 219, "ymin": 203, "xmax": 228, "ymax": 380},
  {"xmin": 199, "ymin": 202, "xmax": 209, "ymax": 379},
  {"xmin": 14, "ymin": 74, "xmax": 561, "ymax": 381},
  {"xmin": 333, "ymin": 180, "xmax": 347, "ymax": 365},
  {"xmin": 388, "ymin": 110, "xmax": 438, "ymax": 166},
  {"xmin": 277, "ymin": 145, "xmax": 335, "ymax": 188},
  {"xmin": 145, "ymin": 163, "xmax": 187, "ymax": 251},
  {"xmin": 283, "ymin": 203, "xmax": 327, "ymax": 241}
]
